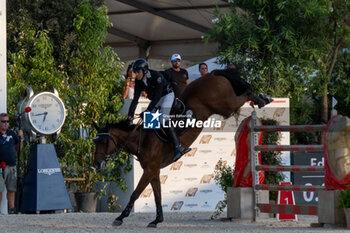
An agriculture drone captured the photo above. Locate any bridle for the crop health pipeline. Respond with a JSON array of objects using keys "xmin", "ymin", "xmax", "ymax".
[
  {"xmin": 93, "ymin": 117, "xmax": 144, "ymax": 168},
  {"xmin": 94, "ymin": 132, "xmax": 121, "ymax": 165}
]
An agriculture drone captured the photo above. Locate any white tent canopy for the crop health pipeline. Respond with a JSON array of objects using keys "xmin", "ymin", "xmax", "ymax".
[{"xmin": 105, "ymin": 0, "xmax": 233, "ymax": 62}]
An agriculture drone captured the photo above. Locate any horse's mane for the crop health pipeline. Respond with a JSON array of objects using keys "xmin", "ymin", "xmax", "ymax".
[
  {"xmin": 110, "ymin": 119, "xmax": 137, "ymax": 132},
  {"xmin": 211, "ymin": 68, "xmax": 250, "ymax": 96}
]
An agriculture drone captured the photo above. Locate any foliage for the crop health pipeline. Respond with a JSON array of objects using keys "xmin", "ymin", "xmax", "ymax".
[
  {"xmin": 57, "ymin": 2, "xmax": 128, "ymax": 193},
  {"xmin": 206, "ymin": 0, "xmax": 350, "ymax": 122},
  {"xmin": 99, "ymin": 182, "xmax": 122, "ymax": 212},
  {"xmin": 337, "ymin": 186, "xmax": 350, "ymax": 209},
  {"xmin": 211, "ymin": 159, "xmax": 234, "ymax": 219},
  {"xmin": 329, "ymin": 50, "xmax": 350, "ymax": 117},
  {"xmin": 214, "ymin": 159, "xmax": 234, "ymax": 193},
  {"xmin": 261, "ymin": 119, "xmax": 285, "ymax": 200},
  {"xmin": 6, "ymin": 1, "xmax": 131, "ymax": 193}
]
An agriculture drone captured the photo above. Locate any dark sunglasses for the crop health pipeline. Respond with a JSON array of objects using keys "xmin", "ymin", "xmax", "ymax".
[
  {"xmin": 0, "ymin": 120, "xmax": 10, "ymax": 123},
  {"xmin": 172, "ymin": 59, "xmax": 181, "ymax": 62}
]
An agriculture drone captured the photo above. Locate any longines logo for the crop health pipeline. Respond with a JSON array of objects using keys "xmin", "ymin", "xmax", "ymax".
[
  {"xmin": 170, "ymin": 176, "xmax": 182, "ymax": 183},
  {"xmin": 200, "ymin": 162, "xmax": 210, "ymax": 169},
  {"xmin": 184, "ymin": 177, "xmax": 198, "ymax": 182},
  {"xmin": 160, "ymin": 175, "xmax": 168, "ymax": 184},
  {"xmin": 214, "ymin": 137, "xmax": 226, "ymax": 142},
  {"xmin": 38, "ymin": 103, "xmax": 52, "ymax": 109},
  {"xmin": 198, "ymin": 149, "xmax": 211, "ymax": 154},
  {"xmin": 201, "ymin": 202, "xmax": 211, "ymax": 209},
  {"xmin": 170, "ymin": 161, "xmax": 183, "ymax": 171},
  {"xmin": 200, "ymin": 174, "xmax": 213, "ymax": 184},
  {"xmin": 199, "ymin": 189, "xmax": 213, "ymax": 194},
  {"xmin": 185, "ymin": 204, "xmax": 198, "ymax": 208},
  {"xmin": 170, "ymin": 190, "xmax": 183, "ymax": 194},
  {"xmin": 141, "ymin": 203, "xmax": 152, "ymax": 210},
  {"xmin": 199, "ymin": 135, "xmax": 212, "ymax": 144},
  {"xmin": 185, "ymin": 187, "xmax": 198, "ymax": 197},
  {"xmin": 140, "ymin": 188, "xmax": 153, "ymax": 198},
  {"xmin": 37, "ymin": 168, "xmax": 61, "ymax": 176},
  {"xmin": 171, "ymin": 201, "xmax": 184, "ymax": 211},
  {"xmin": 184, "ymin": 147, "xmax": 197, "ymax": 157},
  {"xmin": 184, "ymin": 163, "xmax": 197, "ymax": 168}
]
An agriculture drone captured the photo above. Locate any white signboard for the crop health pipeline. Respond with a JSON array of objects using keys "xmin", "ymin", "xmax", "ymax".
[{"xmin": 130, "ymin": 98, "xmax": 289, "ymax": 212}]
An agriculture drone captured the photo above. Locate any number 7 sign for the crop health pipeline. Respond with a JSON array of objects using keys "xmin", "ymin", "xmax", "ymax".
[{"xmin": 277, "ymin": 182, "xmax": 298, "ymax": 221}]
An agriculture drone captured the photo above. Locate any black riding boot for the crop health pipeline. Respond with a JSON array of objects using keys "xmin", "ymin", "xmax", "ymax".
[{"xmin": 165, "ymin": 126, "xmax": 190, "ymax": 161}]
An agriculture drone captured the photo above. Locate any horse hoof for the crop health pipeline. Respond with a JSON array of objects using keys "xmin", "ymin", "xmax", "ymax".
[
  {"xmin": 147, "ymin": 223, "xmax": 157, "ymax": 228},
  {"xmin": 112, "ymin": 219, "xmax": 123, "ymax": 226}
]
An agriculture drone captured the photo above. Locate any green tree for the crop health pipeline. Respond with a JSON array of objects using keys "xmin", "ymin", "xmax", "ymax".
[
  {"xmin": 60, "ymin": 2, "xmax": 128, "ymax": 192},
  {"xmin": 206, "ymin": 0, "xmax": 350, "ymax": 123},
  {"xmin": 7, "ymin": 1, "xmax": 131, "ymax": 193}
]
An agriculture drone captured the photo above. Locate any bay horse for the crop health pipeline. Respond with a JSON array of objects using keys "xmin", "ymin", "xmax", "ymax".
[{"xmin": 93, "ymin": 69, "xmax": 271, "ymax": 227}]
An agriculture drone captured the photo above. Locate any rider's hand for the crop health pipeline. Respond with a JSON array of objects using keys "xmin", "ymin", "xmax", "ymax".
[{"xmin": 126, "ymin": 116, "xmax": 133, "ymax": 125}]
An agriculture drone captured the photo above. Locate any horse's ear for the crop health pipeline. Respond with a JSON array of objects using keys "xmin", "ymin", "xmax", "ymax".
[{"xmin": 92, "ymin": 121, "xmax": 99, "ymax": 130}]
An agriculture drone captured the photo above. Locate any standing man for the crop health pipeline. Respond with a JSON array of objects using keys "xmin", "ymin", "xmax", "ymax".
[
  {"xmin": 164, "ymin": 53, "xmax": 189, "ymax": 98},
  {"xmin": 198, "ymin": 62, "xmax": 208, "ymax": 77},
  {"xmin": 0, "ymin": 113, "xmax": 23, "ymax": 214}
]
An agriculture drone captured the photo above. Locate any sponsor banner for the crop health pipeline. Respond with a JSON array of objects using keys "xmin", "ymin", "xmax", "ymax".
[{"xmin": 131, "ymin": 98, "xmax": 289, "ymax": 212}]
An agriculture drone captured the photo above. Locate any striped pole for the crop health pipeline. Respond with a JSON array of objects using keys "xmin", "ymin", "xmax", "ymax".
[
  {"xmin": 255, "ymin": 184, "xmax": 325, "ymax": 192},
  {"xmin": 249, "ymin": 111, "xmax": 327, "ymax": 220},
  {"xmin": 254, "ymin": 125, "xmax": 326, "ymax": 132},
  {"xmin": 258, "ymin": 203, "xmax": 318, "ymax": 215},
  {"xmin": 251, "ymin": 111, "xmax": 259, "ymax": 221},
  {"xmin": 255, "ymin": 165, "xmax": 324, "ymax": 172},
  {"xmin": 255, "ymin": 145, "xmax": 324, "ymax": 152}
]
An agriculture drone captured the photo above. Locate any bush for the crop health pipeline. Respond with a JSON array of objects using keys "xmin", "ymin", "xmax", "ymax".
[
  {"xmin": 211, "ymin": 159, "xmax": 234, "ymax": 219},
  {"xmin": 337, "ymin": 186, "xmax": 350, "ymax": 209}
]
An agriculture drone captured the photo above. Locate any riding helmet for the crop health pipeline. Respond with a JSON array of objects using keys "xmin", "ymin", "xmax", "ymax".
[{"xmin": 132, "ymin": 58, "xmax": 148, "ymax": 72}]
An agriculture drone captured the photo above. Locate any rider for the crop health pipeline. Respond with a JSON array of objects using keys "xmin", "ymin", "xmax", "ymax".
[{"xmin": 127, "ymin": 58, "xmax": 190, "ymax": 161}]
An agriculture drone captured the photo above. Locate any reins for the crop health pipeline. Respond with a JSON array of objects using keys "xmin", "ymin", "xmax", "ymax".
[{"xmin": 95, "ymin": 115, "xmax": 144, "ymax": 163}]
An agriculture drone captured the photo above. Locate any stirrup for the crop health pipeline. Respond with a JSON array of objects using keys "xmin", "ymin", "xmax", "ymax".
[{"xmin": 173, "ymin": 147, "xmax": 191, "ymax": 162}]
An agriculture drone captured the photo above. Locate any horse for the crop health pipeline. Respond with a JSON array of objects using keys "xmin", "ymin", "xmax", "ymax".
[{"xmin": 93, "ymin": 68, "xmax": 272, "ymax": 228}]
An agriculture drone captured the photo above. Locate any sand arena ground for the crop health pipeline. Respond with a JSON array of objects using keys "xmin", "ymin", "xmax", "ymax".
[{"xmin": 0, "ymin": 212, "xmax": 348, "ymax": 233}]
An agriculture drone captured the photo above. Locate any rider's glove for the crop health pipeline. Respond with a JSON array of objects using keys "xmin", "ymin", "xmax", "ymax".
[{"xmin": 126, "ymin": 116, "xmax": 133, "ymax": 125}]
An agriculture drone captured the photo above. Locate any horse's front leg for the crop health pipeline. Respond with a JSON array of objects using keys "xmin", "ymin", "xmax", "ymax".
[
  {"xmin": 112, "ymin": 168, "xmax": 157, "ymax": 226},
  {"xmin": 147, "ymin": 170, "xmax": 163, "ymax": 228}
]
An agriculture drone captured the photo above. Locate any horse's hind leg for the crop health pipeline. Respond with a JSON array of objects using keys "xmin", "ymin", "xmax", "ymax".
[
  {"xmin": 147, "ymin": 171, "xmax": 163, "ymax": 228},
  {"xmin": 112, "ymin": 168, "xmax": 157, "ymax": 226}
]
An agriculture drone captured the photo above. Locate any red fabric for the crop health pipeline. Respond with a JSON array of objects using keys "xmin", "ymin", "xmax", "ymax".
[
  {"xmin": 0, "ymin": 162, "xmax": 6, "ymax": 169},
  {"xmin": 324, "ymin": 115, "xmax": 350, "ymax": 190},
  {"xmin": 234, "ymin": 117, "xmax": 264, "ymax": 187}
]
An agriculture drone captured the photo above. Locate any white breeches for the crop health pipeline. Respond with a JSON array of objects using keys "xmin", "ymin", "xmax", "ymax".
[{"xmin": 155, "ymin": 92, "xmax": 174, "ymax": 120}]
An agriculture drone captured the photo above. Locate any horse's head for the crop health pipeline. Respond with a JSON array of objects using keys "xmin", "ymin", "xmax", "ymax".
[{"xmin": 92, "ymin": 122, "xmax": 119, "ymax": 170}]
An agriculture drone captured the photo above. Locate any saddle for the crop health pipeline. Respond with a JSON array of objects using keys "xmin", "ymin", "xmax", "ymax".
[{"xmin": 154, "ymin": 98, "xmax": 195, "ymax": 143}]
